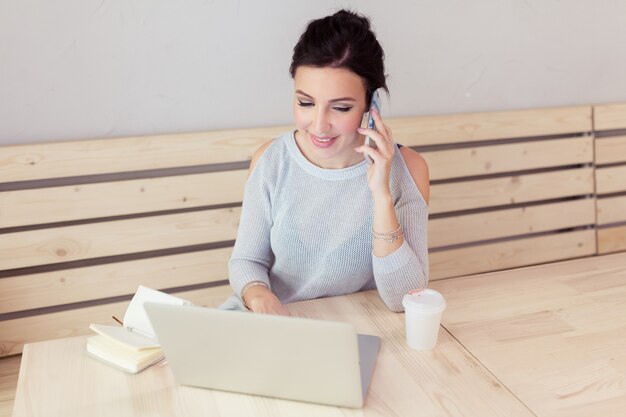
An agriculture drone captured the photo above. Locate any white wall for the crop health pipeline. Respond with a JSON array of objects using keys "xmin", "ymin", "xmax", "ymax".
[{"xmin": 1, "ymin": 0, "xmax": 625, "ymax": 145}]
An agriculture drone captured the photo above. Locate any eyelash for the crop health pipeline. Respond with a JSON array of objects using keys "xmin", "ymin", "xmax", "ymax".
[{"xmin": 297, "ymin": 100, "xmax": 352, "ymax": 112}]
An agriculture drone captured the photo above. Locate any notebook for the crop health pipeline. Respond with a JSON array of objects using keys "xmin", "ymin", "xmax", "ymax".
[
  {"xmin": 86, "ymin": 333, "xmax": 164, "ymax": 373},
  {"xmin": 144, "ymin": 303, "xmax": 381, "ymax": 408},
  {"xmin": 85, "ymin": 286, "xmax": 192, "ymax": 373}
]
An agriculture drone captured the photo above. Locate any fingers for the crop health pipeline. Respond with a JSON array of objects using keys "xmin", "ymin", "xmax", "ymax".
[
  {"xmin": 356, "ymin": 112, "xmax": 394, "ymax": 165},
  {"xmin": 355, "ymin": 142, "xmax": 385, "ymax": 165},
  {"xmin": 255, "ymin": 300, "xmax": 291, "ymax": 316},
  {"xmin": 371, "ymin": 108, "xmax": 391, "ymax": 140},
  {"xmin": 358, "ymin": 127, "xmax": 390, "ymax": 148},
  {"xmin": 357, "ymin": 131, "xmax": 394, "ymax": 165},
  {"xmin": 358, "ymin": 109, "xmax": 393, "ymax": 153}
]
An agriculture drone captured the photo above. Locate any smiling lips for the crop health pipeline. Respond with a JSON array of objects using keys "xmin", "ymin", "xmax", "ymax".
[{"xmin": 309, "ymin": 133, "xmax": 339, "ymax": 148}]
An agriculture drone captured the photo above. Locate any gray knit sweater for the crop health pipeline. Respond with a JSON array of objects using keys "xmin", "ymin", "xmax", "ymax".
[{"xmin": 221, "ymin": 131, "xmax": 429, "ymax": 312}]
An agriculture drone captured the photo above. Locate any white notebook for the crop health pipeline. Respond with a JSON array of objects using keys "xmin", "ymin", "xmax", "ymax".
[{"xmin": 86, "ymin": 286, "xmax": 192, "ymax": 373}]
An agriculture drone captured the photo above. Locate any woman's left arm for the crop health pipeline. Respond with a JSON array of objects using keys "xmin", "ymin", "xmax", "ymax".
[{"xmin": 356, "ymin": 110, "xmax": 430, "ymax": 311}]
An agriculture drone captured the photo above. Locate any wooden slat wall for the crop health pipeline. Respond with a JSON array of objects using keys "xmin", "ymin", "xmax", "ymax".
[
  {"xmin": 0, "ymin": 171, "xmax": 248, "ymax": 229},
  {"xmin": 430, "ymin": 230, "xmax": 596, "ymax": 280},
  {"xmin": 390, "ymin": 106, "xmax": 591, "ymax": 146},
  {"xmin": 0, "ymin": 249, "xmax": 232, "ymax": 315},
  {"xmin": 1, "ymin": 208, "xmax": 240, "ymax": 270},
  {"xmin": 424, "ymin": 136, "xmax": 591, "ymax": 181},
  {"xmin": 428, "ymin": 168, "xmax": 594, "ymax": 214},
  {"xmin": 1, "ymin": 125, "xmax": 273, "ymax": 357},
  {"xmin": 0, "ymin": 126, "xmax": 289, "ymax": 182},
  {"xmin": 594, "ymin": 104, "xmax": 626, "ymax": 254},
  {"xmin": 428, "ymin": 199, "xmax": 595, "ymax": 248},
  {"xmin": 397, "ymin": 105, "xmax": 595, "ymax": 279},
  {"xmin": 594, "ymin": 103, "xmax": 626, "ymax": 131},
  {"xmin": 0, "ymin": 104, "xmax": 605, "ymax": 357}
]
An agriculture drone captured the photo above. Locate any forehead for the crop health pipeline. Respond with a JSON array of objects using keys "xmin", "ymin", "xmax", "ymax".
[{"xmin": 294, "ymin": 66, "xmax": 366, "ymax": 99}]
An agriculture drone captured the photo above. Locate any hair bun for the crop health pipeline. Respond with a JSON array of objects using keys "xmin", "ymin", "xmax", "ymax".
[{"xmin": 289, "ymin": 9, "xmax": 389, "ymax": 102}]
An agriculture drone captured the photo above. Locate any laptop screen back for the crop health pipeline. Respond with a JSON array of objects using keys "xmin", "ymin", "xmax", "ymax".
[{"xmin": 144, "ymin": 303, "xmax": 366, "ymax": 408}]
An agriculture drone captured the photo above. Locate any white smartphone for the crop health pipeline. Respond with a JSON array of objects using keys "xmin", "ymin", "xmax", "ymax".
[{"xmin": 364, "ymin": 90, "xmax": 382, "ymax": 164}]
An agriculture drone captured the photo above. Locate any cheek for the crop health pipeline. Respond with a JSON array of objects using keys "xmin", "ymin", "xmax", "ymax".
[
  {"xmin": 336, "ymin": 113, "xmax": 365, "ymax": 133},
  {"xmin": 293, "ymin": 106, "xmax": 308, "ymax": 129}
]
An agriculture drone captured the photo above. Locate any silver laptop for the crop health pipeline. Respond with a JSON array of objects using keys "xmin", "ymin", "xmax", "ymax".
[{"xmin": 144, "ymin": 302, "xmax": 380, "ymax": 408}]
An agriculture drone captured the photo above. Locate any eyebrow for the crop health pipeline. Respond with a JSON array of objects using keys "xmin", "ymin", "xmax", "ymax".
[{"xmin": 295, "ymin": 90, "xmax": 357, "ymax": 103}]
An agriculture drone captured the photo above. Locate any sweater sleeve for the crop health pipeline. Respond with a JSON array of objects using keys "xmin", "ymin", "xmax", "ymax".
[
  {"xmin": 371, "ymin": 181, "xmax": 429, "ymax": 312},
  {"xmin": 227, "ymin": 151, "xmax": 276, "ymax": 299}
]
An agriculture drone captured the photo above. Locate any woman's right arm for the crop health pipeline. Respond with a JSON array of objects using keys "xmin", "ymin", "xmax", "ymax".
[{"xmin": 228, "ymin": 140, "xmax": 290, "ymax": 316}]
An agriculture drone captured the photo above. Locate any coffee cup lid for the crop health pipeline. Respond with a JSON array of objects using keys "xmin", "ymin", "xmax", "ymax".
[{"xmin": 402, "ymin": 289, "xmax": 446, "ymax": 313}]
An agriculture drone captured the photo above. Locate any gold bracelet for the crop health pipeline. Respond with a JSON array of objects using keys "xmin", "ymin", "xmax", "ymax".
[
  {"xmin": 372, "ymin": 225, "xmax": 404, "ymax": 243},
  {"xmin": 240, "ymin": 281, "xmax": 269, "ymax": 309}
]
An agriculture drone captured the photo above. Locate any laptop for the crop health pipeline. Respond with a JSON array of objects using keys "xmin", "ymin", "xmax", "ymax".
[{"xmin": 143, "ymin": 302, "xmax": 380, "ymax": 408}]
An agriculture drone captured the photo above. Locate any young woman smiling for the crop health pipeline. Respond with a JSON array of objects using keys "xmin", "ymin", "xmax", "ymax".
[{"xmin": 221, "ymin": 9, "xmax": 430, "ymax": 315}]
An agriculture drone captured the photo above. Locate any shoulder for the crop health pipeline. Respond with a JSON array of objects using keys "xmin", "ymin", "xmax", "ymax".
[
  {"xmin": 398, "ymin": 146, "xmax": 430, "ymax": 205},
  {"xmin": 245, "ymin": 132, "xmax": 294, "ymax": 184},
  {"xmin": 249, "ymin": 140, "xmax": 275, "ymax": 174},
  {"xmin": 248, "ymin": 131, "xmax": 291, "ymax": 177}
]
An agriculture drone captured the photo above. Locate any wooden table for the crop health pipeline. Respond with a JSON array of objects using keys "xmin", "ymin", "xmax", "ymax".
[
  {"xmin": 431, "ymin": 252, "xmax": 626, "ymax": 417},
  {"xmin": 13, "ymin": 253, "xmax": 626, "ymax": 416},
  {"xmin": 11, "ymin": 290, "xmax": 532, "ymax": 417}
]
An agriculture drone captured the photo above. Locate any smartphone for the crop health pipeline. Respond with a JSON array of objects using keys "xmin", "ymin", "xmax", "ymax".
[{"xmin": 364, "ymin": 90, "xmax": 382, "ymax": 164}]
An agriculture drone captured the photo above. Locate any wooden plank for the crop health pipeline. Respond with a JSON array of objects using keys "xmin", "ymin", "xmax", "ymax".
[
  {"xmin": 597, "ymin": 195, "xmax": 626, "ymax": 225},
  {"xmin": 0, "ymin": 248, "xmax": 232, "ymax": 315},
  {"xmin": 429, "ymin": 167, "xmax": 594, "ymax": 214},
  {"xmin": 0, "ymin": 125, "xmax": 290, "ymax": 182},
  {"xmin": 388, "ymin": 106, "xmax": 591, "ymax": 147},
  {"xmin": 423, "ymin": 136, "xmax": 592, "ymax": 181},
  {"xmin": 430, "ymin": 229, "xmax": 596, "ymax": 280},
  {"xmin": 0, "ymin": 285, "xmax": 233, "ymax": 357},
  {"xmin": 0, "ymin": 354, "xmax": 21, "ymax": 417},
  {"xmin": 598, "ymin": 226, "xmax": 626, "ymax": 254},
  {"xmin": 594, "ymin": 103, "xmax": 626, "ymax": 131},
  {"xmin": 595, "ymin": 165, "xmax": 626, "ymax": 195},
  {"xmin": 429, "ymin": 199, "xmax": 596, "ymax": 248},
  {"xmin": 0, "ymin": 170, "xmax": 248, "ymax": 229},
  {"xmin": 0, "ymin": 207, "xmax": 240, "ymax": 271},
  {"xmin": 595, "ymin": 135, "xmax": 626, "ymax": 165}
]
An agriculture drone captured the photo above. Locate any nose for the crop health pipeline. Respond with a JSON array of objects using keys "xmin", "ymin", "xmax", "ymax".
[{"xmin": 313, "ymin": 107, "xmax": 331, "ymax": 134}]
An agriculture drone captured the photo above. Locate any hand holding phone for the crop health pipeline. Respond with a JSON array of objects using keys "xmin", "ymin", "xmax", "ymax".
[{"xmin": 364, "ymin": 90, "xmax": 382, "ymax": 164}]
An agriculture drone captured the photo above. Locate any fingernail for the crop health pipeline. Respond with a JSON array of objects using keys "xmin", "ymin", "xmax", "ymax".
[{"xmin": 357, "ymin": 128, "xmax": 365, "ymax": 132}]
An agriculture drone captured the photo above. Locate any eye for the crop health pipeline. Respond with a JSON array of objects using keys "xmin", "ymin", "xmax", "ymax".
[
  {"xmin": 333, "ymin": 106, "xmax": 353, "ymax": 112},
  {"xmin": 297, "ymin": 99, "xmax": 313, "ymax": 107}
]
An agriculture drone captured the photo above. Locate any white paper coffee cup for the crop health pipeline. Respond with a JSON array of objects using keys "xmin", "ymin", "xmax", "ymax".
[{"xmin": 402, "ymin": 289, "xmax": 446, "ymax": 350}]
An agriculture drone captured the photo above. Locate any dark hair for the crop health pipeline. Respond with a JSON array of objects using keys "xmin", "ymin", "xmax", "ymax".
[{"xmin": 289, "ymin": 9, "xmax": 388, "ymax": 107}]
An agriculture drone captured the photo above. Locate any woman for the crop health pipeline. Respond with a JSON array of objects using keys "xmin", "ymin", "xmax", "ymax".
[{"xmin": 222, "ymin": 9, "xmax": 429, "ymax": 314}]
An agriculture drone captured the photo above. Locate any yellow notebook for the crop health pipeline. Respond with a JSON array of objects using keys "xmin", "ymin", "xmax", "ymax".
[{"xmin": 86, "ymin": 335, "xmax": 164, "ymax": 374}]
